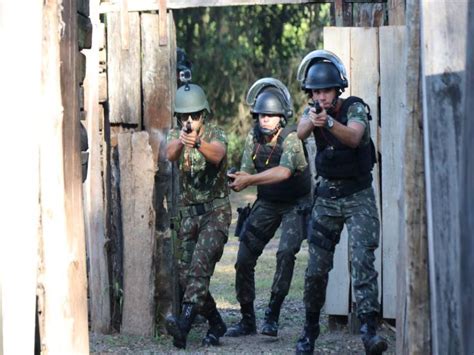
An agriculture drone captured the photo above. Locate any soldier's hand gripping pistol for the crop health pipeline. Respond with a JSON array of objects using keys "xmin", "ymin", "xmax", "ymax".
[
  {"xmin": 183, "ymin": 121, "xmax": 192, "ymax": 134},
  {"xmin": 309, "ymin": 100, "xmax": 323, "ymax": 114}
]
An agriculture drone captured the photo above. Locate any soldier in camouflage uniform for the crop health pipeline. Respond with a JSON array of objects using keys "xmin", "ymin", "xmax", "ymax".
[
  {"xmin": 294, "ymin": 50, "xmax": 388, "ymax": 355},
  {"xmin": 165, "ymin": 83, "xmax": 231, "ymax": 349},
  {"xmin": 226, "ymin": 78, "xmax": 312, "ymax": 338}
]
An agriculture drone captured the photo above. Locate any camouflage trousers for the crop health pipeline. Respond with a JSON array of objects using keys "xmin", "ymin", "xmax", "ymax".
[
  {"xmin": 178, "ymin": 202, "xmax": 231, "ymax": 309},
  {"xmin": 235, "ymin": 194, "xmax": 312, "ymax": 305},
  {"xmin": 304, "ymin": 187, "xmax": 380, "ymax": 317}
]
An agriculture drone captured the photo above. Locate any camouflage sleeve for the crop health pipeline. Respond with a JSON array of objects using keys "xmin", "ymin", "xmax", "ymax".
[
  {"xmin": 347, "ymin": 102, "xmax": 371, "ymax": 146},
  {"xmin": 208, "ymin": 125, "xmax": 228, "ymax": 147},
  {"xmin": 240, "ymin": 131, "xmax": 256, "ymax": 174},
  {"xmin": 279, "ymin": 132, "xmax": 308, "ymax": 174},
  {"xmin": 346, "ymin": 102, "xmax": 368, "ymax": 128},
  {"xmin": 167, "ymin": 128, "xmax": 180, "ymax": 143}
]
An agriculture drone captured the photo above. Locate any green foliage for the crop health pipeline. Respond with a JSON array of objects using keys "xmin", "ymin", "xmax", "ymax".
[{"xmin": 174, "ymin": 4, "xmax": 331, "ymax": 166}]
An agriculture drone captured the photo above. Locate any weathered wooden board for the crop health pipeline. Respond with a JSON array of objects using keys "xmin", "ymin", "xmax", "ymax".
[
  {"xmin": 461, "ymin": 3, "xmax": 474, "ymax": 352},
  {"xmin": 388, "ymin": 0, "xmax": 405, "ymax": 25},
  {"xmin": 141, "ymin": 12, "xmax": 174, "ymax": 163},
  {"xmin": 379, "ymin": 26, "xmax": 404, "ymax": 320},
  {"xmin": 352, "ymin": 2, "xmax": 386, "ymax": 26},
  {"xmin": 398, "ymin": 1, "xmax": 430, "ymax": 353},
  {"xmin": 350, "ymin": 27, "xmax": 382, "ymax": 308},
  {"xmin": 35, "ymin": 0, "xmax": 89, "ymax": 352},
  {"xmin": 420, "ymin": 0, "xmax": 468, "ymax": 353},
  {"xmin": 83, "ymin": 0, "xmax": 111, "ymax": 333},
  {"xmin": 99, "ymin": 0, "xmax": 333, "ymax": 12},
  {"xmin": 119, "ymin": 132, "xmax": 156, "ymax": 336},
  {"xmin": 106, "ymin": 12, "xmax": 141, "ymax": 125},
  {"xmin": 322, "ymin": 27, "xmax": 351, "ymax": 316},
  {"xmin": 0, "ymin": 1, "xmax": 42, "ymax": 352}
]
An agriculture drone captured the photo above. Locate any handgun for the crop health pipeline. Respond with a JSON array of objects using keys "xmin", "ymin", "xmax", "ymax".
[
  {"xmin": 227, "ymin": 167, "xmax": 238, "ymax": 183},
  {"xmin": 309, "ymin": 100, "xmax": 323, "ymax": 114},
  {"xmin": 184, "ymin": 121, "xmax": 192, "ymax": 134}
]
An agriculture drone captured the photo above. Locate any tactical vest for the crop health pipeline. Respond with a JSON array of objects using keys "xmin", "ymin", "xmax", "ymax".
[
  {"xmin": 313, "ymin": 96, "xmax": 376, "ymax": 179},
  {"xmin": 253, "ymin": 125, "xmax": 311, "ymax": 202}
]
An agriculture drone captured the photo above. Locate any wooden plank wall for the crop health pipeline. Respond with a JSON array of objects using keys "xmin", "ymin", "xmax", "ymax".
[
  {"xmin": 107, "ymin": 12, "xmax": 141, "ymax": 125},
  {"xmin": 379, "ymin": 26, "xmax": 404, "ymax": 320},
  {"xmin": 323, "ymin": 27, "xmax": 383, "ymax": 318},
  {"xmin": 0, "ymin": 1, "xmax": 42, "ymax": 353},
  {"xmin": 119, "ymin": 132, "xmax": 156, "ymax": 336},
  {"xmin": 323, "ymin": 27, "xmax": 351, "ymax": 316},
  {"xmin": 420, "ymin": 0, "xmax": 468, "ymax": 353}
]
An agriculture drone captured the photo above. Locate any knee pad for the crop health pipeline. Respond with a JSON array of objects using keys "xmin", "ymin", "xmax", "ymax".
[{"xmin": 308, "ymin": 221, "xmax": 340, "ymax": 252}]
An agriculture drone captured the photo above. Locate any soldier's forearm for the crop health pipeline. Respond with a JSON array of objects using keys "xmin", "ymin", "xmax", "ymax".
[
  {"xmin": 167, "ymin": 139, "xmax": 184, "ymax": 161},
  {"xmin": 297, "ymin": 118, "xmax": 314, "ymax": 140}
]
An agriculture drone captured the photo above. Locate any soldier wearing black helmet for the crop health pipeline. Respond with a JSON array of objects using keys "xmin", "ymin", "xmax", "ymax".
[
  {"xmin": 165, "ymin": 83, "xmax": 231, "ymax": 349},
  {"xmin": 295, "ymin": 50, "xmax": 387, "ymax": 355},
  {"xmin": 225, "ymin": 78, "xmax": 312, "ymax": 338}
]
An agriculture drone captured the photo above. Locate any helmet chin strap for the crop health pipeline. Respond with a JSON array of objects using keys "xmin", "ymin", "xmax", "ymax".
[
  {"xmin": 259, "ymin": 122, "xmax": 281, "ymax": 137},
  {"xmin": 327, "ymin": 97, "xmax": 339, "ymax": 116}
]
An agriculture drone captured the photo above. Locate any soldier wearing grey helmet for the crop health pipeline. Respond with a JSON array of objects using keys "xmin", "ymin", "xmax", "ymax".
[
  {"xmin": 165, "ymin": 83, "xmax": 231, "ymax": 349},
  {"xmin": 295, "ymin": 50, "xmax": 387, "ymax": 355},
  {"xmin": 225, "ymin": 78, "xmax": 312, "ymax": 339}
]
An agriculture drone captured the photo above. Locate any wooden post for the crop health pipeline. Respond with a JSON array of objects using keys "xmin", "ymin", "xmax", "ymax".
[
  {"xmin": 379, "ymin": 26, "xmax": 405, "ymax": 320},
  {"xmin": 0, "ymin": 1, "xmax": 42, "ymax": 353},
  {"xmin": 397, "ymin": 2, "xmax": 431, "ymax": 353},
  {"xmin": 420, "ymin": 0, "xmax": 468, "ymax": 353},
  {"xmin": 37, "ymin": 0, "xmax": 89, "ymax": 352},
  {"xmin": 460, "ymin": 3, "xmax": 474, "ymax": 353},
  {"xmin": 84, "ymin": 0, "xmax": 111, "ymax": 333},
  {"xmin": 119, "ymin": 132, "xmax": 157, "ymax": 336}
]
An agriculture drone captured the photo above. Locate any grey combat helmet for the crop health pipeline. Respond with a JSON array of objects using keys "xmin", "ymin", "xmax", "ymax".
[
  {"xmin": 246, "ymin": 78, "xmax": 293, "ymax": 133},
  {"xmin": 297, "ymin": 49, "xmax": 348, "ymax": 92},
  {"xmin": 175, "ymin": 83, "xmax": 210, "ymax": 114}
]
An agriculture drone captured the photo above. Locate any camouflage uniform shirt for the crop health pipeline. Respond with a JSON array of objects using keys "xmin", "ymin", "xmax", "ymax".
[
  {"xmin": 240, "ymin": 128, "xmax": 308, "ymax": 174},
  {"xmin": 167, "ymin": 124, "xmax": 229, "ymax": 206}
]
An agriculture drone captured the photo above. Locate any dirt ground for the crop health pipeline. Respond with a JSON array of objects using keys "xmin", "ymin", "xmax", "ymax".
[{"xmin": 90, "ymin": 189, "xmax": 396, "ymax": 354}]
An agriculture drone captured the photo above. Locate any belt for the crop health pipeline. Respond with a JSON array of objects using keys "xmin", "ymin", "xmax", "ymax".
[
  {"xmin": 179, "ymin": 196, "xmax": 230, "ymax": 218},
  {"xmin": 316, "ymin": 177, "xmax": 372, "ymax": 200}
]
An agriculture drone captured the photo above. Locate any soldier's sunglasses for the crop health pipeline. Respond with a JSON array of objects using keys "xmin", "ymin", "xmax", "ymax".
[{"xmin": 176, "ymin": 111, "xmax": 202, "ymax": 122}]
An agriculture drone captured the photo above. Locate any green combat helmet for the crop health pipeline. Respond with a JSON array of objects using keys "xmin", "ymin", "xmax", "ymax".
[{"xmin": 175, "ymin": 83, "xmax": 210, "ymax": 114}]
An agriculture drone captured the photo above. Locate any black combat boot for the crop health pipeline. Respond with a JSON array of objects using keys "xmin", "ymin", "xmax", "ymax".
[
  {"xmin": 295, "ymin": 311, "xmax": 320, "ymax": 355},
  {"xmin": 261, "ymin": 293, "xmax": 285, "ymax": 336},
  {"xmin": 202, "ymin": 307, "xmax": 227, "ymax": 346},
  {"xmin": 165, "ymin": 303, "xmax": 198, "ymax": 349},
  {"xmin": 359, "ymin": 312, "xmax": 388, "ymax": 355},
  {"xmin": 225, "ymin": 302, "xmax": 257, "ymax": 337}
]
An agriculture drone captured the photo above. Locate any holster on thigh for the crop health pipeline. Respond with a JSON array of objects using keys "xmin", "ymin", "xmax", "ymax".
[{"xmin": 308, "ymin": 220, "xmax": 341, "ymax": 252}]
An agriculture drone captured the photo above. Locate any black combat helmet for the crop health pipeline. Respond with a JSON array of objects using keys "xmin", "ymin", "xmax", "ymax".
[
  {"xmin": 305, "ymin": 62, "xmax": 345, "ymax": 90},
  {"xmin": 297, "ymin": 49, "xmax": 348, "ymax": 92},
  {"xmin": 246, "ymin": 78, "xmax": 293, "ymax": 132}
]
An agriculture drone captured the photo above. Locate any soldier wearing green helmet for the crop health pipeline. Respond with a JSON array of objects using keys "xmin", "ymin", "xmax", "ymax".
[{"xmin": 165, "ymin": 83, "xmax": 231, "ymax": 349}]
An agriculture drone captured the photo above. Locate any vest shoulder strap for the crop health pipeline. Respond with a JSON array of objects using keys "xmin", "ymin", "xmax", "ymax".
[{"xmin": 337, "ymin": 96, "xmax": 372, "ymax": 124}]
